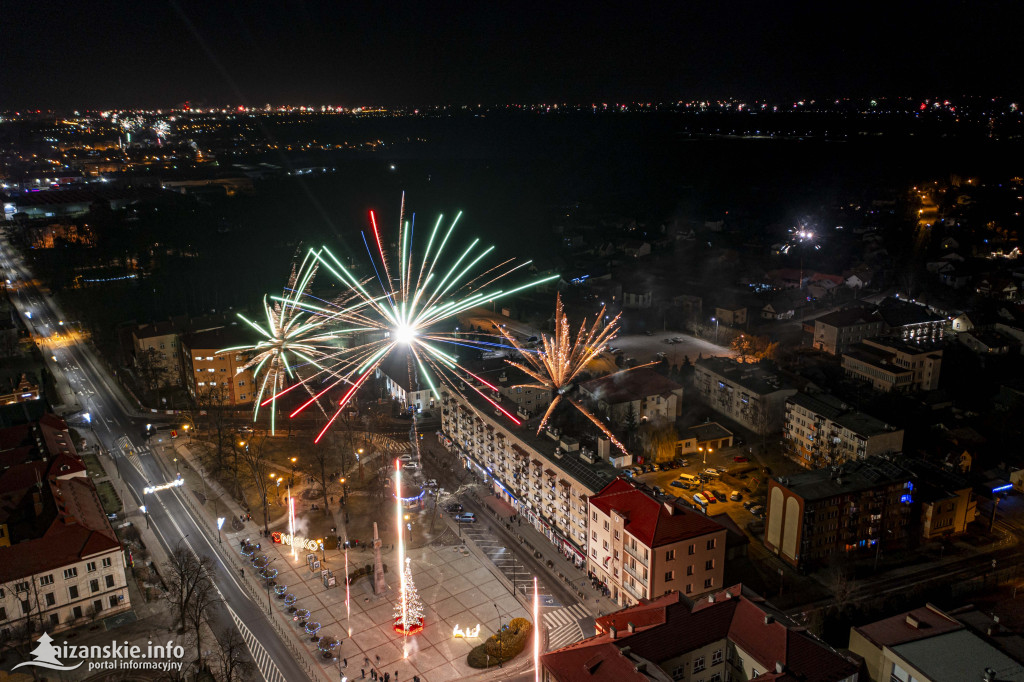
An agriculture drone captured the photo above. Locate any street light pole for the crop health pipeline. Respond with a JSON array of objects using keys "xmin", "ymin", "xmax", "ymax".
[{"xmin": 494, "ymin": 604, "xmax": 503, "ymax": 668}]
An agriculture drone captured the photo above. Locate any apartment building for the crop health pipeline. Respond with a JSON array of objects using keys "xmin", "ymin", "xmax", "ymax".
[
  {"xmin": 784, "ymin": 391, "xmax": 904, "ymax": 468},
  {"xmin": 842, "ymin": 338, "xmax": 943, "ymax": 393},
  {"xmin": 0, "ymin": 416, "xmax": 130, "ymax": 635},
  {"xmin": 439, "ymin": 384, "xmax": 618, "ymax": 567},
  {"xmin": 764, "ymin": 456, "xmax": 916, "ymax": 571},
  {"xmin": 131, "ymin": 312, "xmax": 242, "ymax": 388},
  {"xmin": 579, "ymin": 368, "xmax": 683, "ymax": 426},
  {"xmin": 588, "ymin": 478, "xmax": 726, "ymax": 606},
  {"xmin": 693, "ymin": 358, "xmax": 796, "ymax": 435},
  {"xmin": 812, "ymin": 307, "xmax": 884, "ymax": 355},
  {"xmin": 900, "ymin": 459, "xmax": 976, "ymax": 539},
  {"xmin": 542, "ymin": 585, "xmax": 860, "ymax": 682},
  {"xmin": 875, "ymin": 299, "xmax": 945, "ymax": 344},
  {"xmin": 181, "ymin": 326, "xmax": 255, "ymax": 406},
  {"xmin": 132, "ymin": 320, "xmax": 182, "ymax": 386},
  {"xmin": 376, "ymin": 350, "xmax": 434, "ymax": 413}
]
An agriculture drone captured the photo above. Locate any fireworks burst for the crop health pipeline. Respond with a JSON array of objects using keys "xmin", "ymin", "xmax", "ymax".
[
  {"xmin": 239, "ymin": 197, "xmax": 559, "ymax": 441},
  {"xmin": 499, "ymin": 293, "xmax": 632, "ymax": 455}
]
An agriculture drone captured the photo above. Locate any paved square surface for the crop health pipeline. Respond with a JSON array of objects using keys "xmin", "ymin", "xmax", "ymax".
[{"xmin": 242, "ymin": 536, "xmax": 530, "ymax": 681}]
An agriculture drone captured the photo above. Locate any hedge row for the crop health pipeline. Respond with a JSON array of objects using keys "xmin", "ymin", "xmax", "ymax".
[{"xmin": 467, "ymin": 618, "xmax": 533, "ymax": 668}]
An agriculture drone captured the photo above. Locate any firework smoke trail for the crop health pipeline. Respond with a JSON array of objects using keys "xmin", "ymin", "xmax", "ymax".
[
  {"xmin": 243, "ymin": 199, "xmax": 558, "ymax": 441},
  {"xmin": 498, "ymin": 293, "xmax": 631, "ymax": 454}
]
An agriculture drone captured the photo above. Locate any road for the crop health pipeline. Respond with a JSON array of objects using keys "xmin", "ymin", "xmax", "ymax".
[{"xmin": 0, "ymin": 238, "xmax": 310, "ymax": 682}]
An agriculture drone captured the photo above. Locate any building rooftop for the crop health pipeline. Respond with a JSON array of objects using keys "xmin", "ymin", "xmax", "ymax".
[
  {"xmin": 684, "ymin": 421, "xmax": 733, "ymax": 443},
  {"xmin": 787, "ymin": 391, "xmax": 897, "ymax": 438},
  {"xmin": 813, "ymin": 307, "xmax": 879, "ymax": 328},
  {"xmin": 589, "ymin": 478, "xmax": 724, "ymax": 547},
  {"xmin": 876, "ymin": 300, "xmax": 945, "ymax": 328},
  {"xmin": 696, "ymin": 357, "xmax": 793, "ymax": 396},
  {"xmin": 544, "ymin": 585, "xmax": 858, "ymax": 682},
  {"xmin": 0, "ymin": 415, "xmax": 120, "ymax": 583},
  {"xmin": 853, "ymin": 604, "xmax": 963, "ymax": 648},
  {"xmin": 445, "ymin": 359, "xmax": 619, "ymax": 494},
  {"xmin": 579, "ymin": 368, "xmax": 682, "ymax": 405},
  {"xmin": 772, "ymin": 456, "xmax": 911, "ymax": 502},
  {"xmin": 891, "ymin": 629, "xmax": 1024, "ymax": 681},
  {"xmin": 181, "ymin": 324, "xmax": 254, "ymax": 352}
]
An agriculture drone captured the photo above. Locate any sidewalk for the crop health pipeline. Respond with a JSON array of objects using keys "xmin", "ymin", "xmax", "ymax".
[
  {"xmin": 463, "ymin": 483, "xmax": 620, "ymax": 618},
  {"xmin": 160, "ymin": 438, "xmax": 333, "ymax": 682}
]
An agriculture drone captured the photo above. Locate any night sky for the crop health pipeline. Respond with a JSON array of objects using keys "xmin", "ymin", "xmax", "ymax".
[{"xmin": 3, "ymin": 1, "xmax": 1022, "ymax": 109}]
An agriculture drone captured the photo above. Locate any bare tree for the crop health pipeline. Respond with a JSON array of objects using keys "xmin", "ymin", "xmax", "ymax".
[
  {"xmin": 306, "ymin": 437, "xmax": 340, "ymax": 517},
  {"xmin": 163, "ymin": 544, "xmax": 216, "ymax": 633},
  {"xmin": 215, "ymin": 626, "xmax": 255, "ymax": 682},
  {"xmin": 235, "ymin": 433, "xmax": 272, "ymax": 533},
  {"xmin": 639, "ymin": 420, "xmax": 679, "ymax": 463},
  {"xmin": 196, "ymin": 385, "xmax": 233, "ymax": 481},
  {"xmin": 183, "ymin": 572, "xmax": 221, "ymax": 675},
  {"xmin": 135, "ymin": 347, "xmax": 168, "ymax": 399}
]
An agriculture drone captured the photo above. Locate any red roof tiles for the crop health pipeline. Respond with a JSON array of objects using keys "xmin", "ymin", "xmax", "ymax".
[
  {"xmin": 590, "ymin": 479, "xmax": 724, "ymax": 547},
  {"xmin": 544, "ymin": 585, "xmax": 859, "ymax": 682}
]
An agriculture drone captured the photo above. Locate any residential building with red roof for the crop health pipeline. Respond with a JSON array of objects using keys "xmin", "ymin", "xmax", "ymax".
[
  {"xmin": 0, "ymin": 415, "xmax": 129, "ymax": 634},
  {"xmin": 541, "ymin": 585, "xmax": 860, "ymax": 682},
  {"xmin": 588, "ymin": 479, "xmax": 726, "ymax": 606}
]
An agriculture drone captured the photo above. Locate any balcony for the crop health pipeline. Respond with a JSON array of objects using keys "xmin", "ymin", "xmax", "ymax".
[
  {"xmin": 622, "ymin": 580, "xmax": 645, "ymax": 600},
  {"xmin": 623, "ymin": 542, "xmax": 648, "ymax": 565},
  {"xmin": 623, "ymin": 562, "xmax": 647, "ymax": 586}
]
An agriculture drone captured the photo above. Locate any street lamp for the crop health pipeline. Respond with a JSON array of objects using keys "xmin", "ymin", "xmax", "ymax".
[
  {"xmin": 217, "ymin": 517, "xmax": 225, "ymax": 544},
  {"xmin": 139, "ymin": 505, "xmax": 149, "ymax": 529},
  {"xmin": 173, "ymin": 457, "xmax": 179, "ymax": 475},
  {"xmin": 182, "ymin": 424, "xmax": 191, "ymax": 442},
  {"xmin": 290, "ymin": 457, "xmax": 297, "ymax": 486},
  {"xmin": 711, "ymin": 316, "xmax": 719, "ymax": 344},
  {"xmin": 494, "ymin": 604, "xmax": 503, "ymax": 668}
]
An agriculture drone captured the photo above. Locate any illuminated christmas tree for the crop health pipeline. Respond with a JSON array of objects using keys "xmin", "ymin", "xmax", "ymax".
[{"xmin": 393, "ymin": 557, "xmax": 424, "ymax": 634}]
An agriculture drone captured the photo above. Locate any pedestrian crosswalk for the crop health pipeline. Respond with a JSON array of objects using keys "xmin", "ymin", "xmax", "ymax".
[
  {"xmin": 542, "ymin": 603, "xmax": 590, "ymax": 651},
  {"xmin": 226, "ymin": 603, "xmax": 286, "ymax": 682},
  {"xmin": 115, "ymin": 435, "xmax": 145, "ymax": 474}
]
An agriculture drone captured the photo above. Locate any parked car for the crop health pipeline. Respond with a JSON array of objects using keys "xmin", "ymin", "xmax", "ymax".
[
  {"xmin": 762, "ymin": 466, "xmax": 773, "ymax": 475},
  {"xmin": 693, "ymin": 492, "xmax": 709, "ymax": 506},
  {"xmin": 715, "ymin": 466, "xmax": 727, "ymax": 473},
  {"xmin": 445, "ymin": 503, "xmax": 464, "ymax": 513},
  {"xmin": 656, "ymin": 352, "xmax": 668, "ymax": 360},
  {"xmin": 729, "ymin": 491, "xmax": 742, "ymax": 501},
  {"xmin": 742, "ymin": 500, "xmax": 754, "ymax": 509},
  {"xmin": 403, "ymin": 461, "xmax": 421, "ymax": 469},
  {"xmin": 454, "ymin": 513, "xmax": 477, "ymax": 523},
  {"xmin": 527, "ymin": 336, "xmax": 539, "ymax": 343},
  {"xmin": 702, "ymin": 490, "xmax": 717, "ymax": 504},
  {"xmin": 652, "ymin": 486, "xmax": 665, "ymax": 496},
  {"xmin": 703, "ymin": 468, "xmax": 721, "ymax": 478},
  {"xmin": 670, "ymin": 480, "xmax": 687, "ymax": 489},
  {"xmin": 399, "ymin": 454, "xmax": 413, "ymax": 462},
  {"xmin": 424, "ymin": 479, "xmax": 438, "ymax": 488},
  {"xmin": 644, "ymin": 330, "xmax": 653, "ymax": 336},
  {"xmin": 749, "ymin": 505, "xmax": 765, "ymax": 517},
  {"xmin": 733, "ymin": 456, "xmax": 749, "ymax": 463},
  {"xmin": 712, "ymin": 491, "xmax": 726, "ymax": 502},
  {"xmin": 671, "ymin": 337, "xmax": 683, "ymax": 343}
]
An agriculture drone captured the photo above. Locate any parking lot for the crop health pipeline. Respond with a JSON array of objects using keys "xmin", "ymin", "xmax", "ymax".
[
  {"xmin": 627, "ymin": 443, "xmax": 770, "ymax": 524},
  {"xmin": 590, "ymin": 331, "xmax": 735, "ymax": 374}
]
